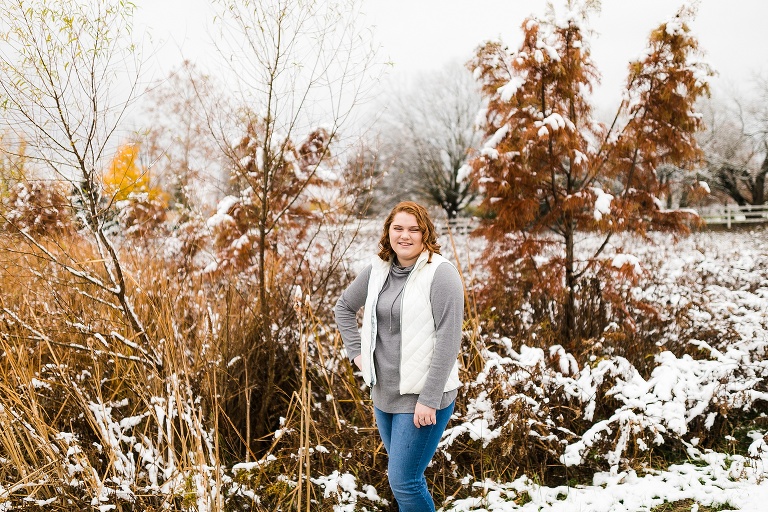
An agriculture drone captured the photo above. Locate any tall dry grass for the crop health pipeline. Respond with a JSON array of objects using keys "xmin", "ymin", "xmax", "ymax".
[
  {"xmin": 0, "ymin": 225, "xmax": 391, "ymax": 510},
  {"xmin": 0, "ymin": 233, "xmax": 224, "ymax": 509}
]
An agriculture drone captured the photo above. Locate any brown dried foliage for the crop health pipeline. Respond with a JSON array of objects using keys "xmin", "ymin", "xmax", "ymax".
[{"xmin": 3, "ymin": 181, "xmax": 74, "ymax": 236}]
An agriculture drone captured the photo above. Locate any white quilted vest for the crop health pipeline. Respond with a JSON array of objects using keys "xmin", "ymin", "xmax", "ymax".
[{"xmin": 360, "ymin": 251, "xmax": 462, "ymax": 395}]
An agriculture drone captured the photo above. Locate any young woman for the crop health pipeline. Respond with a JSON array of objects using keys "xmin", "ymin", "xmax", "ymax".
[{"xmin": 335, "ymin": 201, "xmax": 463, "ymax": 511}]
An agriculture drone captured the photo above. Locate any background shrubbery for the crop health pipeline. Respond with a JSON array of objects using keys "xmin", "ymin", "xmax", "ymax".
[{"xmin": 0, "ymin": 221, "xmax": 766, "ymax": 511}]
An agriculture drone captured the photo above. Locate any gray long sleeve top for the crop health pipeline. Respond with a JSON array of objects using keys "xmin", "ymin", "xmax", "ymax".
[{"xmin": 334, "ymin": 259, "xmax": 464, "ymax": 413}]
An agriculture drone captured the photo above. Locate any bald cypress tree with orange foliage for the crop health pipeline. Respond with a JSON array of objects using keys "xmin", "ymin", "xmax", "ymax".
[{"xmin": 469, "ymin": 3, "xmax": 711, "ymax": 347}]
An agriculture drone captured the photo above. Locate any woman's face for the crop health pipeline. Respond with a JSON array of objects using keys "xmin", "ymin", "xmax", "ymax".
[{"xmin": 388, "ymin": 211, "xmax": 424, "ymax": 266}]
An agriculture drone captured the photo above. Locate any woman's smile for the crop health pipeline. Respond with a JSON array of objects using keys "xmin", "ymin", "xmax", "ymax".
[{"xmin": 389, "ymin": 212, "xmax": 424, "ymax": 266}]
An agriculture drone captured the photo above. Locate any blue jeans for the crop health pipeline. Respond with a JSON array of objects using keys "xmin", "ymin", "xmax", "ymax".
[{"xmin": 374, "ymin": 402, "xmax": 454, "ymax": 512}]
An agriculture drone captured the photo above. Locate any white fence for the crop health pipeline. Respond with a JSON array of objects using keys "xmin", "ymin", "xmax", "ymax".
[
  {"xmin": 358, "ymin": 205, "xmax": 767, "ymax": 237},
  {"xmin": 435, "ymin": 217, "xmax": 478, "ymax": 236},
  {"xmin": 433, "ymin": 207, "xmax": 768, "ymax": 232},
  {"xmin": 698, "ymin": 204, "xmax": 768, "ymax": 228}
]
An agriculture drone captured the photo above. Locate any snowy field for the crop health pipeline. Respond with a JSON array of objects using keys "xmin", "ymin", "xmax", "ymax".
[
  {"xmin": 443, "ymin": 226, "xmax": 768, "ymax": 512},
  {"xmin": 333, "ymin": 224, "xmax": 768, "ymax": 512}
]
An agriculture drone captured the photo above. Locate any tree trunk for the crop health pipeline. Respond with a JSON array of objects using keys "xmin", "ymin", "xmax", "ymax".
[
  {"xmin": 754, "ymin": 154, "xmax": 767, "ymax": 205},
  {"xmin": 563, "ymin": 216, "xmax": 576, "ymax": 348},
  {"xmin": 256, "ymin": 171, "xmax": 277, "ymax": 447},
  {"xmin": 717, "ymin": 165, "xmax": 748, "ymax": 206}
]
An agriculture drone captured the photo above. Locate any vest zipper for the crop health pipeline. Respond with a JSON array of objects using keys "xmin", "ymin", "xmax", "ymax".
[{"xmin": 369, "ymin": 291, "xmax": 378, "ymax": 386}]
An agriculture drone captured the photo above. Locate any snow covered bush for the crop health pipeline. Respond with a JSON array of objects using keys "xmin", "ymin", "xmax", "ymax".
[
  {"xmin": 114, "ymin": 191, "xmax": 169, "ymax": 238},
  {"xmin": 443, "ymin": 228, "xmax": 768, "ymax": 494},
  {"xmin": 438, "ymin": 342, "xmax": 580, "ymax": 481},
  {"xmin": 3, "ymin": 181, "xmax": 73, "ymax": 236}
]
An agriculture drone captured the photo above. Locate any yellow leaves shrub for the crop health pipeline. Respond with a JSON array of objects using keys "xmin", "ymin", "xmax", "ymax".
[{"xmin": 103, "ymin": 143, "xmax": 168, "ymax": 206}]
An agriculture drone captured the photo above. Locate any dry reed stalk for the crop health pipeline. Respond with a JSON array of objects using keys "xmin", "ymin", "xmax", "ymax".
[
  {"xmin": 0, "ymin": 235, "xmax": 234, "ymax": 509},
  {"xmin": 446, "ymin": 225, "xmax": 486, "ymax": 375},
  {"xmin": 0, "ymin": 328, "xmax": 84, "ymax": 506},
  {"xmin": 293, "ymin": 292, "xmax": 313, "ymax": 512}
]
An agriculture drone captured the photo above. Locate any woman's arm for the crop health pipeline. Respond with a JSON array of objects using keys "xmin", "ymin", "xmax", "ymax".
[
  {"xmin": 417, "ymin": 262, "xmax": 464, "ymax": 409},
  {"xmin": 334, "ymin": 265, "xmax": 372, "ymax": 364}
]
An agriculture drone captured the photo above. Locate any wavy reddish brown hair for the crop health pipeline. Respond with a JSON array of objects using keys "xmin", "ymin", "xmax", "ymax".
[{"xmin": 377, "ymin": 201, "xmax": 441, "ymax": 263}]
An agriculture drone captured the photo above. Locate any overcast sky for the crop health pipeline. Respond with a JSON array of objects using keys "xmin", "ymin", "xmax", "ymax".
[
  {"xmin": 364, "ymin": 1, "xmax": 767, "ymax": 106},
  {"xmin": 132, "ymin": 0, "xmax": 768, "ymax": 115}
]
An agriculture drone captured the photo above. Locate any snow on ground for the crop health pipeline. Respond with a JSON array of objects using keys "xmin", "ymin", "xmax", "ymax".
[
  {"xmin": 436, "ymin": 225, "xmax": 768, "ymax": 512},
  {"xmin": 447, "ymin": 451, "xmax": 768, "ymax": 511}
]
